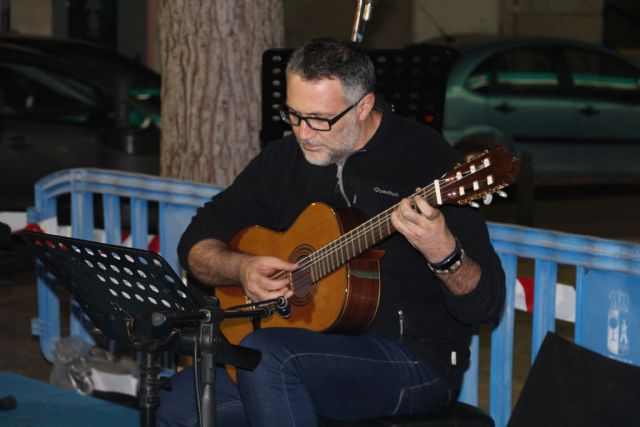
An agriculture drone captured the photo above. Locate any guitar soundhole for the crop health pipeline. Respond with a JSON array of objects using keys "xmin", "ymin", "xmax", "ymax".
[{"xmin": 289, "ymin": 244, "xmax": 317, "ymax": 306}]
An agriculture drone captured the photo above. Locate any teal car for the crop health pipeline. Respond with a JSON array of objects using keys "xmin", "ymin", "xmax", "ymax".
[{"xmin": 438, "ymin": 36, "xmax": 640, "ymax": 184}]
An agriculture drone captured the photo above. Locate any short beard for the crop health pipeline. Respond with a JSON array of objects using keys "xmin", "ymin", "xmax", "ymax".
[{"xmin": 301, "ymin": 115, "xmax": 362, "ymax": 166}]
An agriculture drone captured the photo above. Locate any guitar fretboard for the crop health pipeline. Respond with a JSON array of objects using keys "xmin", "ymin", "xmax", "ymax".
[
  {"xmin": 278, "ymin": 148, "xmax": 518, "ymax": 292},
  {"xmin": 301, "ymin": 184, "xmax": 439, "ymax": 282}
]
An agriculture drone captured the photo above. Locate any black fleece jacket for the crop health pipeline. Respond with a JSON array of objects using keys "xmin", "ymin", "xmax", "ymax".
[{"xmin": 178, "ymin": 100, "xmax": 505, "ymax": 392}]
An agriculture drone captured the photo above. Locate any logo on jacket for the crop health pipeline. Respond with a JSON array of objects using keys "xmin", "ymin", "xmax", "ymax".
[{"xmin": 373, "ymin": 186, "xmax": 399, "ymax": 198}]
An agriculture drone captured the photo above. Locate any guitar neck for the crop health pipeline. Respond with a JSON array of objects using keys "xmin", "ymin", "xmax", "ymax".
[
  {"xmin": 296, "ymin": 148, "xmax": 520, "ymax": 283},
  {"xmin": 305, "ymin": 183, "xmax": 439, "ymax": 281}
]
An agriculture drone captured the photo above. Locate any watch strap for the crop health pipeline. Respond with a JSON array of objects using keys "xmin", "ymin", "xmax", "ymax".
[{"xmin": 427, "ymin": 237, "xmax": 465, "ymax": 275}]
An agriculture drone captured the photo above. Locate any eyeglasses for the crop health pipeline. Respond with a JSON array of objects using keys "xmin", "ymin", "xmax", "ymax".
[{"xmin": 280, "ymin": 97, "xmax": 363, "ymax": 131}]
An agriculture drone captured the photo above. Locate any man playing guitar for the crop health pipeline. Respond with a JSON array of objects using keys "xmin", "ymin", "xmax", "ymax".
[{"xmin": 157, "ymin": 38, "xmax": 506, "ymax": 427}]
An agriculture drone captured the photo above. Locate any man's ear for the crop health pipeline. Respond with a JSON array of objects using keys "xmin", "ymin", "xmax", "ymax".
[{"xmin": 357, "ymin": 92, "xmax": 376, "ymax": 120}]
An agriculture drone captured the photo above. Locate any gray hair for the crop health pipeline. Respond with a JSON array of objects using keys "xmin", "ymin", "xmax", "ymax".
[{"xmin": 286, "ymin": 38, "xmax": 376, "ymax": 104}]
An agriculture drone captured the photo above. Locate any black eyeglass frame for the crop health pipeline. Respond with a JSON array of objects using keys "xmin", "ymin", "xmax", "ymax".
[{"xmin": 279, "ymin": 95, "xmax": 365, "ymax": 131}]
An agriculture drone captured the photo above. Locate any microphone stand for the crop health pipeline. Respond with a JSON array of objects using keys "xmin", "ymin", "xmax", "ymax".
[
  {"xmin": 151, "ymin": 297, "xmax": 280, "ymax": 427},
  {"xmin": 351, "ymin": 0, "xmax": 376, "ymax": 44}
]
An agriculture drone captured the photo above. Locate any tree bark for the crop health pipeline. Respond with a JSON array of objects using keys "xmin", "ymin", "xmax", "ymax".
[{"xmin": 158, "ymin": 1, "xmax": 284, "ymax": 186}]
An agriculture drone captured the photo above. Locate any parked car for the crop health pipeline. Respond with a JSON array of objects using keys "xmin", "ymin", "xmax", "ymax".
[
  {"xmin": 0, "ymin": 41, "xmax": 160, "ymax": 212},
  {"xmin": 415, "ymin": 35, "xmax": 640, "ymax": 185},
  {"xmin": 0, "ymin": 34, "xmax": 161, "ymax": 127}
]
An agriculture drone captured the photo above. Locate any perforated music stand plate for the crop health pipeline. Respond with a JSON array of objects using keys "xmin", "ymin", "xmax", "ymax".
[{"xmin": 22, "ymin": 231, "xmax": 207, "ymax": 344}]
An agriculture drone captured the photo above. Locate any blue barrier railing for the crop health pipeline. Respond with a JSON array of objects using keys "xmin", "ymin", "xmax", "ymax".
[
  {"xmin": 27, "ymin": 168, "xmax": 640, "ymax": 427},
  {"xmin": 478, "ymin": 223, "xmax": 640, "ymax": 426},
  {"xmin": 28, "ymin": 169, "xmax": 222, "ymax": 355}
]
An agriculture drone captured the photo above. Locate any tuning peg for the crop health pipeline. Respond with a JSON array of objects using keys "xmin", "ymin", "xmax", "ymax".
[
  {"xmin": 483, "ymin": 194, "xmax": 493, "ymax": 205},
  {"xmin": 497, "ymin": 191, "xmax": 508, "ymax": 198},
  {"xmin": 469, "ymin": 201, "xmax": 480, "ymax": 209}
]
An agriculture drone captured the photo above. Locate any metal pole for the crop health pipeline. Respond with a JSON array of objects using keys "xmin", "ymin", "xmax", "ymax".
[
  {"xmin": 0, "ymin": 0, "xmax": 10, "ymax": 33},
  {"xmin": 350, "ymin": 0, "xmax": 375, "ymax": 44}
]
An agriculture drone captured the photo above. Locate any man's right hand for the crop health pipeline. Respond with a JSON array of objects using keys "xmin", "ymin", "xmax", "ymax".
[
  {"xmin": 187, "ymin": 238, "xmax": 298, "ymax": 303},
  {"xmin": 238, "ymin": 255, "xmax": 298, "ymax": 303}
]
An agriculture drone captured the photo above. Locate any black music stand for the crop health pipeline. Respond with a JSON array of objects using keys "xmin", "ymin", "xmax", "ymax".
[{"xmin": 22, "ymin": 231, "xmax": 263, "ymax": 427}]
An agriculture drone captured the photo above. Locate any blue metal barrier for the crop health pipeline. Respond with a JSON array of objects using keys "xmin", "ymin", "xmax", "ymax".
[
  {"xmin": 28, "ymin": 168, "xmax": 640, "ymax": 427},
  {"xmin": 473, "ymin": 224, "xmax": 640, "ymax": 426},
  {"xmin": 28, "ymin": 169, "xmax": 222, "ymax": 359}
]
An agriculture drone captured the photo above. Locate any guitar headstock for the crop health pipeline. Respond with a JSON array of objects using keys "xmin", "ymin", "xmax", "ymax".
[{"xmin": 439, "ymin": 148, "xmax": 520, "ymax": 206}]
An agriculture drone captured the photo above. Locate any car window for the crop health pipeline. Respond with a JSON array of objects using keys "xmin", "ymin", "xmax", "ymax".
[
  {"xmin": 0, "ymin": 61, "xmax": 100, "ymax": 122},
  {"xmin": 465, "ymin": 58, "xmax": 492, "ymax": 92},
  {"xmin": 563, "ymin": 48, "xmax": 640, "ymax": 101},
  {"xmin": 466, "ymin": 47, "xmax": 561, "ymax": 95}
]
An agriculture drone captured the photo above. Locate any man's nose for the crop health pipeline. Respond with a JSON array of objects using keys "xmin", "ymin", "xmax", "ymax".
[{"xmin": 298, "ymin": 119, "xmax": 317, "ymax": 139}]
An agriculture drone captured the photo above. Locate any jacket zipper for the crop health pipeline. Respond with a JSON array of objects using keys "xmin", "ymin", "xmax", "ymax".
[{"xmin": 336, "ymin": 162, "xmax": 351, "ymax": 207}]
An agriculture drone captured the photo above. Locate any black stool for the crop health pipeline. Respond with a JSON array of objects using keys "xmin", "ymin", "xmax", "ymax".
[{"xmin": 318, "ymin": 401, "xmax": 494, "ymax": 427}]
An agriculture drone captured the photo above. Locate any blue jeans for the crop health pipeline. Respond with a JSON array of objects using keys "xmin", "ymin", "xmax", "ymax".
[{"xmin": 156, "ymin": 328, "xmax": 453, "ymax": 427}]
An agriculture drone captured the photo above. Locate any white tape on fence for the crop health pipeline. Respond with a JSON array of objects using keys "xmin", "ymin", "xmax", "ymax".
[
  {"xmin": 0, "ymin": 211, "xmax": 28, "ymax": 232},
  {"xmin": 515, "ymin": 277, "xmax": 576, "ymax": 323}
]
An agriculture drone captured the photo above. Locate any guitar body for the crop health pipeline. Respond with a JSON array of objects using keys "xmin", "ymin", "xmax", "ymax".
[{"xmin": 217, "ymin": 202, "xmax": 383, "ymax": 346}]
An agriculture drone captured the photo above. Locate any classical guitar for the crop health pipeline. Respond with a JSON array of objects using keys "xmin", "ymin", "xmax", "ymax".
[{"xmin": 216, "ymin": 148, "xmax": 520, "ymax": 347}]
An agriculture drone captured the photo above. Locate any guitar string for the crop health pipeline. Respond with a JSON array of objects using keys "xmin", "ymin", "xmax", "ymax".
[
  {"xmin": 271, "ymin": 171, "xmax": 483, "ymax": 296},
  {"xmin": 268, "ymin": 163, "xmax": 492, "ymax": 296},
  {"xmin": 266, "ymin": 195, "xmax": 407, "ymax": 294},
  {"xmin": 280, "ymin": 183, "xmax": 444, "ymax": 294},
  {"xmin": 284, "ymin": 184, "xmax": 433, "ymax": 273},
  {"xmin": 269, "ymin": 177, "xmax": 458, "ymax": 294},
  {"xmin": 305, "ymin": 163, "xmax": 491, "ymax": 273}
]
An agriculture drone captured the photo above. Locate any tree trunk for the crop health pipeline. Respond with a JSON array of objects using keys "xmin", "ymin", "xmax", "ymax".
[{"xmin": 158, "ymin": 1, "xmax": 284, "ymax": 186}]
